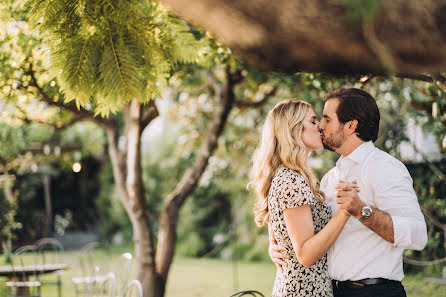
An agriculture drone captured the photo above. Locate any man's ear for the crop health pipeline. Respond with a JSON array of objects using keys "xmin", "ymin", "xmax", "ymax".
[{"xmin": 346, "ymin": 119, "xmax": 358, "ymax": 135}]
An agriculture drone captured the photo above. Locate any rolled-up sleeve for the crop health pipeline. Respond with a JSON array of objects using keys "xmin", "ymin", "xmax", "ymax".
[{"xmin": 369, "ymin": 158, "xmax": 427, "ymax": 250}]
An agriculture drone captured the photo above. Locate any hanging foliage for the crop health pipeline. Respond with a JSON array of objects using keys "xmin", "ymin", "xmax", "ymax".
[{"xmin": 29, "ymin": 0, "xmax": 201, "ymax": 115}]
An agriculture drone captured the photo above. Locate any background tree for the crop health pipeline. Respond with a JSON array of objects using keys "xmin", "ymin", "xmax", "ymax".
[
  {"xmin": 3, "ymin": 0, "xmax": 199, "ymax": 295},
  {"xmin": 3, "ymin": 1, "xmax": 280, "ymax": 296}
]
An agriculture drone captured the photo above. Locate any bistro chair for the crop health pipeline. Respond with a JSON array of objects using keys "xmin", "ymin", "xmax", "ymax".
[
  {"xmin": 6, "ymin": 245, "xmax": 41, "ymax": 297},
  {"xmin": 87, "ymin": 272, "xmax": 117, "ymax": 297},
  {"xmin": 91, "ymin": 252, "xmax": 133, "ymax": 296},
  {"xmin": 227, "ymin": 290, "xmax": 265, "ymax": 297},
  {"xmin": 35, "ymin": 238, "xmax": 64, "ymax": 297},
  {"xmin": 84, "ymin": 267, "xmax": 100, "ymax": 297},
  {"xmin": 72, "ymin": 242, "xmax": 100, "ymax": 297},
  {"xmin": 114, "ymin": 253, "xmax": 133, "ymax": 293},
  {"xmin": 119, "ymin": 280, "xmax": 143, "ymax": 297}
]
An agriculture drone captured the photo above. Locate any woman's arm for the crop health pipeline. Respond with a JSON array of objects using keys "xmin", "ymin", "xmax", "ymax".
[{"xmin": 284, "ymin": 206, "xmax": 349, "ymax": 267}]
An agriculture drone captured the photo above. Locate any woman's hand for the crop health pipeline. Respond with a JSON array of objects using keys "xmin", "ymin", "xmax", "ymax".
[
  {"xmin": 336, "ymin": 180, "xmax": 363, "ymax": 217},
  {"xmin": 269, "ymin": 235, "xmax": 289, "ymax": 273}
]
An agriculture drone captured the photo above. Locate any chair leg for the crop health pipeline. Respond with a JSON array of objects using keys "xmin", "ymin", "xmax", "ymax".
[{"xmin": 57, "ymin": 275, "xmax": 62, "ymax": 297}]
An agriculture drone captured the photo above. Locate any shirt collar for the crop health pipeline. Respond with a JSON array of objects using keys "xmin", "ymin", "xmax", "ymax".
[{"xmin": 336, "ymin": 141, "xmax": 375, "ymax": 167}]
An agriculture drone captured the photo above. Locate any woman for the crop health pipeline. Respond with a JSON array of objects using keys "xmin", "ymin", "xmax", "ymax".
[{"xmin": 250, "ymin": 99, "xmax": 351, "ymax": 297}]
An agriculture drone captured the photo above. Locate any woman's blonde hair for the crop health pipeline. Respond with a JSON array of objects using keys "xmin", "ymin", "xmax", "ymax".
[{"xmin": 250, "ymin": 99, "xmax": 325, "ymax": 227}]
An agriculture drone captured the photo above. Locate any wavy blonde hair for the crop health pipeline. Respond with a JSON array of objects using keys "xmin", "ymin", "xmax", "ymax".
[{"xmin": 250, "ymin": 99, "xmax": 326, "ymax": 227}]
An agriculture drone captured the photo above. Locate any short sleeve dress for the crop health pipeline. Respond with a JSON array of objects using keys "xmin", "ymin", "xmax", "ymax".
[{"xmin": 268, "ymin": 166, "xmax": 333, "ymax": 297}]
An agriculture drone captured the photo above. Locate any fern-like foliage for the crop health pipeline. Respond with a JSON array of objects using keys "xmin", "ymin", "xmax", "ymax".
[{"xmin": 28, "ymin": 0, "xmax": 201, "ymax": 116}]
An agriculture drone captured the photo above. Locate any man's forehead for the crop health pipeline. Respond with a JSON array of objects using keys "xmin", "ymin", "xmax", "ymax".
[{"xmin": 323, "ymin": 98, "xmax": 339, "ymax": 114}]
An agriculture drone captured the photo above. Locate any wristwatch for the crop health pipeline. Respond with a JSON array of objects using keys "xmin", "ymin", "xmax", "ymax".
[{"xmin": 358, "ymin": 205, "xmax": 373, "ymax": 222}]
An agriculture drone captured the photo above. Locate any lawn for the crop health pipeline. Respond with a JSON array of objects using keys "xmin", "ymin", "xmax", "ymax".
[{"xmin": 1, "ymin": 246, "xmax": 445, "ymax": 297}]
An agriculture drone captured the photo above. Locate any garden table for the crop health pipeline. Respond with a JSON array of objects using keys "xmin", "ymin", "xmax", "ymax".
[{"xmin": 0, "ymin": 263, "xmax": 68, "ymax": 295}]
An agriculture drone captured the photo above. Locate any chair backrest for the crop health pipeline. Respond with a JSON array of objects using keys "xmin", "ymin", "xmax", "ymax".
[
  {"xmin": 35, "ymin": 238, "xmax": 64, "ymax": 265},
  {"xmin": 120, "ymin": 280, "xmax": 143, "ymax": 297},
  {"xmin": 228, "ymin": 290, "xmax": 265, "ymax": 297},
  {"xmin": 10, "ymin": 245, "xmax": 39, "ymax": 280},
  {"xmin": 85, "ymin": 266, "xmax": 100, "ymax": 297},
  {"xmin": 115, "ymin": 253, "xmax": 132, "ymax": 292},
  {"xmin": 78, "ymin": 242, "xmax": 100, "ymax": 278},
  {"xmin": 92, "ymin": 272, "xmax": 117, "ymax": 297}
]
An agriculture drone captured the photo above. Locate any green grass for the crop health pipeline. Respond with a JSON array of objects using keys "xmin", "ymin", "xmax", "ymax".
[{"xmin": 1, "ymin": 246, "xmax": 445, "ymax": 297}]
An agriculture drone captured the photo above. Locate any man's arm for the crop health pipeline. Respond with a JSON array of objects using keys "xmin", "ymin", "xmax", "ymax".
[
  {"xmin": 268, "ymin": 224, "xmax": 289, "ymax": 272},
  {"xmin": 337, "ymin": 159, "xmax": 427, "ymax": 250},
  {"xmin": 336, "ymin": 183, "xmax": 394, "ymax": 243}
]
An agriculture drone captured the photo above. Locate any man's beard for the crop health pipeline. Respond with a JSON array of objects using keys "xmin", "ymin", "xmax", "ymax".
[{"xmin": 321, "ymin": 127, "xmax": 344, "ymax": 152}]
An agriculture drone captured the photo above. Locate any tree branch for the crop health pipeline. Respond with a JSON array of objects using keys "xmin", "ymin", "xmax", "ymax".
[
  {"xmin": 156, "ymin": 65, "xmax": 237, "ymax": 282},
  {"xmin": 432, "ymin": 74, "xmax": 446, "ymax": 93},
  {"xmin": 159, "ymin": 0, "xmax": 446, "ymax": 75},
  {"xmin": 396, "ymin": 73, "xmax": 446, "ymax": 87},
  {"xmin": 203, "ymin": 70, "xmax": 223, "ymax": 99},
  {"xmin": 362, "ymin": 21, "xmax": 396, "ymax": 73},
  {"xmin": 421, "ymin": 206, "xmax": 446, "ymax": 230},
  {"xmin": 15, "ymin": 104, "xmax": 88, "ymax": 130},
  {"xmin": 396, "ymin": 74, "xmax": 434, "ymax": 82},
  {"xmin": 25, "ymin": 65, "xmax": 116, "ymax": 130},
  {"xmin": 396, "ymin": 73, "xmax": 446, "ymax": 100},
  {"xmin": 140, "ymin": 100, "xmax": 159, "ymax": 131}
]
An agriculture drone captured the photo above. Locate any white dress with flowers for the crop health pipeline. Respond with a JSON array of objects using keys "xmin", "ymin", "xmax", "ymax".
[{"xmin": 268, "ymin": 167, "xmax": 333, "ymax": 297}]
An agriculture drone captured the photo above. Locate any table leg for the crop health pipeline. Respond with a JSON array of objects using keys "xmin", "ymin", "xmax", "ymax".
[{"xmin": 9, "ymin": 276, "xmax": 31, "ymax": 296}]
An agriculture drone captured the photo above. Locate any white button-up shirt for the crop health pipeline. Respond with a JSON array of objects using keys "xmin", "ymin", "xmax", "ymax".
[{"xmin": 321, "ymin": 141, "xmax": 427, "ymax": 281}]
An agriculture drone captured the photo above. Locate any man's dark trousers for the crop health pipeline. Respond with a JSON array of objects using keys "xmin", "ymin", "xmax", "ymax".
[{"xmin": 332, "ymin": 280, "xmax": 407, "ymax": 297}]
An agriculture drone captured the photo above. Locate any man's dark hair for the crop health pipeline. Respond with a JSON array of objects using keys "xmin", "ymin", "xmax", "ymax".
[{"xmin": 324, "ymin": 88, "xmax": 380, "ymax": 142}]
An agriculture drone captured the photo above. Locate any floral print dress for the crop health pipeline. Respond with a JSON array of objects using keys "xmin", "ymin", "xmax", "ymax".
[{"xmin": 268, "ymin": 166, "xmax": 333, "ymax": 297}]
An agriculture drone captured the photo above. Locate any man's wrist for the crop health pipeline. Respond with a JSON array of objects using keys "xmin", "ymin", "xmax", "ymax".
[
  {"xmin": 358, "ymin": 205, "xmax": 373, "ymax": 222},
  {"xmin": 353, "ymin": 202, "xmax": 366, "ymax": 219}
]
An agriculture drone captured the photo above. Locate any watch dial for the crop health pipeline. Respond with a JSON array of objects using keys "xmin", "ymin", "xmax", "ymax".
[{"xmin": 363, "ymin": 207, "xmax": 372, "ymax": 216}]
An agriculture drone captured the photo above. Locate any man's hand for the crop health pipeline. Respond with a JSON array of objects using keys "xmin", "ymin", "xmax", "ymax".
[
  {"xmin": 336, "ymin": 180, "xmax": 364, "ymax": 218},
  {"xmin": 269, "ymin": 236, "xmax": 289, "ymax": 273}
]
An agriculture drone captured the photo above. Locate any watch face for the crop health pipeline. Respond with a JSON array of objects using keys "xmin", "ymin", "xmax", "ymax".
[{"xmin": 362, "ymin": 206, "xmax": 372, "ymax": 216}]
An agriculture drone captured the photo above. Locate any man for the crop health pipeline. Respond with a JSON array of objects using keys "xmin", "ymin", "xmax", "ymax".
[{"xmin": 269, "ymin": 88, "xmax": 427, "ymax": 297}]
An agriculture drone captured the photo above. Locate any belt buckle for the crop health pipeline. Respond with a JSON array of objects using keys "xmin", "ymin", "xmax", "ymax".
[{"xmin": 351, "ymin": 281, "xmax": 365, "ymax": 288}]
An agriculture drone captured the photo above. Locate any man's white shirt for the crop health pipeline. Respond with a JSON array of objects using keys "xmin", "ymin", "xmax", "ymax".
[{"xmin": 320, "ymin": 141, "xmax": 427, "ymax": 281}]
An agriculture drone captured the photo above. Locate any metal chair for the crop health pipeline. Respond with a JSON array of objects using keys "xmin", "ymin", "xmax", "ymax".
[
  {"xmin": 95, "ymin": 272, "xmax": 117, "ymax": 297},
  {"xmin": 34, "ymin": 238, "xmax": 64, "ymax": 297},
  {"xmin": 114, "ymin": 253, "xmax": 133, "ymax": 293},
  {"xmin": 92, "ymin": 252, "xmax": 133, "ymax": 296},
  {"xmin": 72, "ymin": 242, "xmax": 100, "ymax": 297},
  {"xmin": 85, "ymin": 270, "xmax": 117, "ymax": 297},
  {"xmin": 119, "ymin": 280, "xmax": 143, "ymax": 297},
  {"xmin": 84, "ymin": 267, "xmax": 100, "ymax": 297},
  {"xmin": 73, "ymin": 247, "xmax": 133, "ymax": 297},
  {"xmin": 6, "ymin": 245, "xmax": 42, "ymax": 297},
  {"xmin": 228, "ymin": 290, "xmax": 265, "ymax": 297}
]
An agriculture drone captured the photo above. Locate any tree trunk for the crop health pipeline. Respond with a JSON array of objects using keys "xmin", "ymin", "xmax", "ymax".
[
  {"xmin": 3, "ymin": 173, "xmax": 14, "ymax": 203},
  {"xmin": 159, "ymin": 0, "xmax": 446, "ymax": 76},
  {"xmin": 42, "ymin": 174, "xmax": 52, "ymax": 238},
  {"xmin": 105, "ymin": 100, "xmax": 159, "ymax": 297},
  {"xmin": 155, "ymin": 68, "xmax": 236, "ymax": 296}
]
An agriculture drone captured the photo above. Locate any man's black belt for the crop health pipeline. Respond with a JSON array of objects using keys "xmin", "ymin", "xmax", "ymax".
[{"xmin": 332, "ymin": 278, "xmax": 400, "ymax": 289}]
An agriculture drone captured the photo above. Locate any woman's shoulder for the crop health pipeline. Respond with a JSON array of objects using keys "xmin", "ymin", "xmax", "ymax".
[
  {"xmin": 272, "ymin": 166, "xmax": 316, "ymax": 208},
  {"xmin": 273, "ymin": 166, "xmax": 308, "ymax": 186}
]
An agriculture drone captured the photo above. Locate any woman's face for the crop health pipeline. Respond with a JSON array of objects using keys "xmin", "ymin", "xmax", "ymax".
[{"xmin": 301, "ymin": 108, "xmax": 323, "ymax": 152}]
